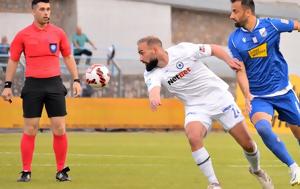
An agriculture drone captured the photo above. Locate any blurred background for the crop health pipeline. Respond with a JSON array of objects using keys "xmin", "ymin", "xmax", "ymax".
[
  {"xmin": 0, "ymin": 1, "xmax": 300, "ymax": 189},
  {"xmin": 0, "ymin": 0, "xmax": 299, "ymax": 129}
]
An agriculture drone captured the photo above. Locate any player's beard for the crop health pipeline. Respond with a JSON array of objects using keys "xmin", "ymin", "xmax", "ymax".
[
  {"xmin": 145, "ymin": 58, "xmax": 158, "ymax": 72},
  {"xmin": 234, "ymin": 18, "xmax": 247, "ymax": 28},
  {"xmin": 234, "ymin": 22, "xmax": 243, "ymax": 28}
]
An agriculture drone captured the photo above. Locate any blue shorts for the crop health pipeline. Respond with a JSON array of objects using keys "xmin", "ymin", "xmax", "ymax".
[{"xmin": 250, "ymin": 90, "xmax": 300, "ymax": 125}]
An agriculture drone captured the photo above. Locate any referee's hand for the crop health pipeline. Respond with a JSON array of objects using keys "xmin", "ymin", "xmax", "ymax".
[
  {"xmin": 1, "ymin": 88, "xmax": 13, "ymax": 103},
  {"xmin": 72, "ymin": 82, "xmax": 82, "ymax": 97}
]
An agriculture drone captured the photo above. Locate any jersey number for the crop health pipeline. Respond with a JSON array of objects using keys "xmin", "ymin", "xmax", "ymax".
[{"xmin": 231, "ymin": 106, "xmax": 240, "ymax": 119}]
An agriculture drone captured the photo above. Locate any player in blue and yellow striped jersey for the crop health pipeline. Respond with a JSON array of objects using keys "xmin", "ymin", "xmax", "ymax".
[{"xmin": 228, "ymin": 0, "xmax": 300, "ymax": 187}]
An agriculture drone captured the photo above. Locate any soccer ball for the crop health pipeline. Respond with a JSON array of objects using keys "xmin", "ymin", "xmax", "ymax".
[{"xmin": 85, "ymin": 64, "xmax": 110, "ymax": 88}]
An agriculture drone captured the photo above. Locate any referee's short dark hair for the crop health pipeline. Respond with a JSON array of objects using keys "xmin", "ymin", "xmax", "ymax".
[
  {"xmin": 230, "ymin": 0, "xmax": 255, "ymax": 13},
  {"xmin": 32, "ymin": 0, "xmax": 50, "ymax": 9}
]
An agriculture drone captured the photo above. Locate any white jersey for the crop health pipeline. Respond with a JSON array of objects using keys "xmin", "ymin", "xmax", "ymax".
[{"xmin": 144, "ymin": 42, "xmax": 230, "ymax": 110}]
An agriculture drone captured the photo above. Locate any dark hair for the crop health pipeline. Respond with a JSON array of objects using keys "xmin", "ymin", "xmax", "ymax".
[
  {"xmin": 32, "ymin": 0, "xmax": 50, "ymax": 9},
  {"xmin": 231, "ymin": 0, "xmax": 255, "ymax": 13}
]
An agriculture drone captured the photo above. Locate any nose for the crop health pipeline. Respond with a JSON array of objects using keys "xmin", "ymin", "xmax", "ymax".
[
  {"xmin": 139, "ymin": 56, "xmax": 144, "ymax": 63},
  {"xmin": 230, "ymin": 12, "xmax": 234, "ymax": 20}
]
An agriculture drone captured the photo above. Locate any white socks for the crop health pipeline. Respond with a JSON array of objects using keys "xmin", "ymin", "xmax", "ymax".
[
  {"xmin": 244, "ymin": 142, "xmax": 260, "ymax": 172},
  {"xmin": 192, "ymin": 147, "xmax": 219, "ymax": 184},
  {"xmin": 289, "ymin": 162, "xmax": 299, "ymax": 173}
]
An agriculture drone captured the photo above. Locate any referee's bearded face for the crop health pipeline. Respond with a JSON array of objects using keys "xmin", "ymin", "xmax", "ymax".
[
  {"xmin": 32, "ymin": 2, "xmax": 51, "ymax": 25},
  {"xmin": 230, "ymin": 1, "xmax": 249, "ymax": 28}
]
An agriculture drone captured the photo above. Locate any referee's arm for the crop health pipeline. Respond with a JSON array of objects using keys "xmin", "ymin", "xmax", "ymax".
[
  {"xmin": 1, "ymin": 58, "xmax": 18, "ymax": 102},
  {"xmin": 4, "ymin": 58, "xmax": 19, "ymax": 82},
  {"xmin": 63, "ymin": 55, "xmax": 82, "ymax": 97},
  {"xmin": 63, "ymin": 55, "xmax": 78, "ymax": 80}
]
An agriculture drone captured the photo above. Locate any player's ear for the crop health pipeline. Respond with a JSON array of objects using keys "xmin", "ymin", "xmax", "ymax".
[
  {"xmin": 152, "ymin": 45, "xmax": 159, "ymax": 53},
  {"xmin": 245, "ymin": 8, "xmax": 252, "ymax": 17}
]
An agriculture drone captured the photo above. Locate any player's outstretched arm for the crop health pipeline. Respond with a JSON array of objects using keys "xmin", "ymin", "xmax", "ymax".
[
  {"xmin": 148, "ymin": 86, "xmax": 161, "ymax": 112},
  {"xmin": 210, "ymin": 44, "xmax": 241, "ymax": 71},
  {"xmin": 236, "ymin": 61, "xmax": 252, "ymax": 114},
  {"xmin": 1, "ymin": 58, "xmax": 19, "ymax": 103},
  {"xmin": 63, "ymin": 55, "xmax": 82, "ymax": 97}
]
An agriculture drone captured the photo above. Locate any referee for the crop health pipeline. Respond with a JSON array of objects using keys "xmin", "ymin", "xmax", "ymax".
[{"xmin": 1, "ymin": 0, "xmax": 81, "ymax": 182}]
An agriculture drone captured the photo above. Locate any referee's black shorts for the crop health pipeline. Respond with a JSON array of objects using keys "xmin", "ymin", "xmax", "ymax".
[{"xmin": 21, "ymin": 76, "xmax": 68, "ymax": 118}]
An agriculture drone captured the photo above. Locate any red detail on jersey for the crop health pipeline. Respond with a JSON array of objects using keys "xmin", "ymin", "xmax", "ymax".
[{"xmin": 199, "ymin": 45, "xmax": 206, "ymax": 53}]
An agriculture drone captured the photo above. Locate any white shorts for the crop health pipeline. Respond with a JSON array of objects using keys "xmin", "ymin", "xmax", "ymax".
[{"xmin": 184, "ymin": 91, "xmax": 244, "ymax": 131}]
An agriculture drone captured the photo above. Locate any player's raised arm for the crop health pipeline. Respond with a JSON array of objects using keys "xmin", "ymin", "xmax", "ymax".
[
  {"xmin": 210, "ymin": 44, "xmax": 241, "ymax": 71},
  {"xmin": 148, "ymin": 86, "xmax": 161, "ymax": 112}
]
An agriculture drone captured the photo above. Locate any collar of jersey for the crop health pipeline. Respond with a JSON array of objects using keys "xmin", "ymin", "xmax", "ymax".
[
  {"xmin": 240, "ymin": 18, "xmax": 260, "ymax": 33},
  {"xmin": 32, "ymin": 22, "xmax": 50, "ymax": 32}
]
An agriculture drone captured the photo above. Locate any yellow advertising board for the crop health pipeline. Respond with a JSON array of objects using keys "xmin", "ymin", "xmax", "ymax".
[
  {"xmin": 0, "ymin": 98, "xmax": 184, "ymax": 129},
  {"xmin": 236, "ymin": 74, "xmax": 300, "ymax": 134}
]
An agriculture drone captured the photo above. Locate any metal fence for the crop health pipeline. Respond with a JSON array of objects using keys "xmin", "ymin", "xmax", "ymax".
[
  {"xmin": 0, "ymin": 55, "xmax": 162, "ymax": 98},
  {"xmin": 0, "ymin": 55, "xmax": 237, "ymax": 98}
]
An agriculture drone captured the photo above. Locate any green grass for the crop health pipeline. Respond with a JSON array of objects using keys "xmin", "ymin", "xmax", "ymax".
[{"xmin": 0, "ymin": 132, "xmax": 299, "ymax": 189}]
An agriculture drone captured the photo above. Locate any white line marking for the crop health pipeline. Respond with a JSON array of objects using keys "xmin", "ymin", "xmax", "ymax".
[
  {"xmin": 0, "ymin": 163, "xmax": 166, "ymax": 167},
  {"xmin": 228, "ymin": 164, "xmax": 285, "ymax": 168},
  {"xmin": 0, "ymin": 163, "xmax": 286, "ymax": 168},
  {"xmin": 0, "ymin": 151, "xmax": 189, "ymax": 160}
]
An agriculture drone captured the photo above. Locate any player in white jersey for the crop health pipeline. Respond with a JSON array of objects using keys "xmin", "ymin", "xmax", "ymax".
[{"xmin": 137, "ymin": 36, "xmax": 274, "ymax": 189}]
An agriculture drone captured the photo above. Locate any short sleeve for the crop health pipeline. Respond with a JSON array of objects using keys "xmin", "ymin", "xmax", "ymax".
[
  {"xmin": 60, "ymin": 30, "xmax": 71, "ymax": 57},
  {"xmin": 228, "ymin": 34, "xmax": 243, "ymax": 62},
  {"xmin": 180, "ymin": 43, "xmax": 212, "ymax": 59},
  {"xmin": 10, "ymin": 32, "xmax": 24, "ymax": 62},
  {"xmin": 268, "ymin": 18, "xmax": 294, "ymax": 33},
  {"xmin": 144, "ymin": 70, "xmax": 162, "ymax": 92}
]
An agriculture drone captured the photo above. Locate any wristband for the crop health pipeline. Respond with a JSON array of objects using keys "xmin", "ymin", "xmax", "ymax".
[
  {"xmin": 4, "ymin": 81, "xmax": 12, "ymax": 88},
  {"xmin": 73, "ymin": 79, "xmax": 80, "ymax": 83}
]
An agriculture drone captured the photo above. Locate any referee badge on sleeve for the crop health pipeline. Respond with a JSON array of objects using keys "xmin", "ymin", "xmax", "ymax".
[{"xmin": 49, "ymin": 43, "xmax": 57, "ymax": 53}]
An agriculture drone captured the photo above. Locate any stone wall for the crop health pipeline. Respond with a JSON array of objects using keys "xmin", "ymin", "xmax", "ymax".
[
  {"xmin": 0, "ymin": 0, "xmax": 77, "ymax": 36},
  {"xmin": 172, "ymin": 8, "xmax": 235, "ymax": 46},
  {"xmin": 0, "ymin": 0, "xmax": 31, "ymax": 13}
]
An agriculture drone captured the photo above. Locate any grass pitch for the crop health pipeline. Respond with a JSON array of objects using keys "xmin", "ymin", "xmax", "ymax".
[{"xmin": 0, "ymin": 132, "xmax": 299, "ymax": 189}]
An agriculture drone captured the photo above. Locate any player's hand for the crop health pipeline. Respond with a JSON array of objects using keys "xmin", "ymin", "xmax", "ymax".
[
  {"xmin": 245, "ymin": 95, "xmax": 253, "ymax": 114},
  {"xmin": 149, "ymin": 97, "xmax": 161, "ymax": 111},
  {"xmin": 227, "ymin": 58, "xmax": 242, "ymax": 71},
  {"xmin": 1, "ymin": 88, "xmax": 13, "ymax": 103},
  {"xmin": 72, "ymin": 81, "xmax": 82, "ymax": 97}
]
